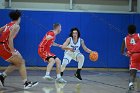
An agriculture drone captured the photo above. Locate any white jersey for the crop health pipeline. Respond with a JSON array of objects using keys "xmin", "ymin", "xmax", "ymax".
[
  {"xmin": 66, "ymin": 37, "xmax": 82, "ymax": 52},
  {"xmin": 63, "ymin": 37, "xmax": 83, "ymax": 62}
]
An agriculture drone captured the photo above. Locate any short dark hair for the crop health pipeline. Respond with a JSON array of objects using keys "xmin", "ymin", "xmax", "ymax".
[
  {"xmin": 128, "ymin": 24, "xmax": 136, "ymax": 35},
  {"xmin": 9, "ymin": 10, "xmax": 21, "ymax": 21},
  {"xmin": 69, "ymin": 27, "xmax": 80, "ymax": 38},
  {"xmin": 53, "ymin": 23, "xmax": 61, "ymax": 29}
]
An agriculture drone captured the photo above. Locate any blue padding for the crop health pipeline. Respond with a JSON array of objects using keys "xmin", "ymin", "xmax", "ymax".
[{"xmin": 0, "ymin": 9, "xmax": 139, "ymax": 68}]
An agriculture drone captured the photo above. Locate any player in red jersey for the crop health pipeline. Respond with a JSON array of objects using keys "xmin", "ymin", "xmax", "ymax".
[
  {"xmin": 38, "ymin": 23, "xmax": 71, "ymax": 83},
  {"xmin": 121, "ymin": 24, "xmax": 140, "ymax": 90},
  {"xmin": 0, "ymin": 10, "xmax": 38, "ymax": 89}
]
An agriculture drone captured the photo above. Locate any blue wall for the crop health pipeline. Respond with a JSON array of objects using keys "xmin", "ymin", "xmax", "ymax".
[{"xmin": 0, "ymin": 9, "xmax": 139, "ymax": 68}]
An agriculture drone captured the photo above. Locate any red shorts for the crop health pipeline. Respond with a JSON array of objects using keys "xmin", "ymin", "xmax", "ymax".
[
  {"xmin": 0, "ymin": 43, "xmax": 12, "ymax": 60},
  {"xmin": 38, "ymin": 47, "xmax": 56, "ymax": 61},
  {"xmin": 130, "ymin": 53, "xmax": 140, "ymax": 70}
]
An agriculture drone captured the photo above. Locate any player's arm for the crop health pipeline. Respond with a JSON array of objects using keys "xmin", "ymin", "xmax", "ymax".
[
  {"xmin": 121, "ymin": 39, "xmax": 126, "ymax": 55},
  {"xmin": 81, "ymin": 39, "xmax": 92, "ymax": 53},
  {"xmin": 53, "ymin": 42, "xmax": 62, "ymax": 47},
  {"xmin": 61, "ymin": 38, "xmax": 74, "ymax": 51},
  {"xmin": 8, "ymin": 25, "xmax": 20, "ymax": 53}
]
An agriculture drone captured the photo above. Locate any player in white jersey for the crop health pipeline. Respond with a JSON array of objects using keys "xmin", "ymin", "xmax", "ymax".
[{"xmin": 61, "ymin": 27, "xmax": 93, "ymax": 80}]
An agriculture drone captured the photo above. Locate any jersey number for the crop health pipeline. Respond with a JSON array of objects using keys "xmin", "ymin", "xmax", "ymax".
[
  {"xmin": 73, "ymin": 47, "xmax": 77, "ymax": 51},
  {"xmin": 71, "ymin": 46, "xmax": 78, "ymax": 51},
  {"xmin": 130, "ymin": 38, "xmax": 136, "ymax": 45}
]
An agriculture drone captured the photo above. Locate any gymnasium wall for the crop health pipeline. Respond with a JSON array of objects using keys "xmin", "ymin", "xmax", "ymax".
[
  {"xmin": 0, "ymin": 9, "xmax": 139, "ymax": 68},
  {"xmin": 4, "ymin": 0, "xmax": 131, "ymax": 12}
]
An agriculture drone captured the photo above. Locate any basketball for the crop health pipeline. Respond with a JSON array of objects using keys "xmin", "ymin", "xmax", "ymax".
[{"xmin": 89, "ymin": 51, "xmax": 98, "ymax": 62}]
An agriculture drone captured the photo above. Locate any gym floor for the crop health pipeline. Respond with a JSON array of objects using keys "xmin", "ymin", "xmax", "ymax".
[{"xmin": 0, "ymin": 70, "xmax": 140, "ymax": 93}]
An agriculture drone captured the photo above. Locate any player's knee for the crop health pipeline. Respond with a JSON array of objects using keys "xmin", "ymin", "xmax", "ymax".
[
  {"xmin": 49, "ymin": 58, "xmax": 56, "ymax": 64},
  {"xmin": 12, "ymin": 57, "xmax": 24, "ymax": 67},
  {"xmin": 17, "ymin": 59, "xmax": 25, "ymax": 67},
  {"xmin": 21, "ymin": 59, "xmax": 25, "ymax": 65},
  {"xmin": 55, "ymin": 58, "xmax": 61, "ymax": 66},
  {"xmin": 77, "ymin": 55, "xmax": 85, "ymax": 62},
  {"xmin": 62, "ymin": 59, "xmax": 69, "ymax": 67}
]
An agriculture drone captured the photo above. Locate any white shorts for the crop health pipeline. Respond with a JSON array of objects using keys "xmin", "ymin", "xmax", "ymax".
[{"xmin": 63, "ymin": 51, "xmax": 83, "ymax": 63}]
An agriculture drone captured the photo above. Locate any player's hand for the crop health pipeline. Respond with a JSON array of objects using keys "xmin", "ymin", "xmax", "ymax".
[
  {"xmin": 126, "ymin": 51, "xmax": 132, "ymax": 57},
  {"xmin": 122, "ymin": 53, "xmax": 129, "ymax": 57},
  {"xmin": 89, "ymin": 51, "xmax": 97, "ymax": 54},
  {"xmin": 58, "ymin": 45, "xmax": 62, "ymax": 48},
  {"xmin": 69, "ymin": 48, "xmax": 75, "ymax": 52},
  {"xmin": 90, "ymin": 51, "xmax": 94, "ymax": 53}
]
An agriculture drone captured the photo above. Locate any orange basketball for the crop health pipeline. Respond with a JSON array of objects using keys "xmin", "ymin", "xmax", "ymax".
[{"xmin": 89, "ymin": 51, "xmax": 98, "ymax": 62}]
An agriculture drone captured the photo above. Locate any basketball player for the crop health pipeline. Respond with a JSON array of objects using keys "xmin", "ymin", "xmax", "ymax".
[
  {"xmin": 61, "ymin": 27, "xmax": 93, "ymax": 80},
  {"xmin": 0, "ymin": 10, "xmax": 38, "ymax": 89},
  {"xmin": 121, "ymin": 24, "xmax": 140, "ymax": 90},
  {"xmin": 38, "ymin": 23, "xmax": 70, "ymax": 83}
]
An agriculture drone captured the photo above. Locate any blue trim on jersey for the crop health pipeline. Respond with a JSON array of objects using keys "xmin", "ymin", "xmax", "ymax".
[
  {"xmin": 72, "ymin": 37, "xmax": 80, "ymax": 45},
  {"xmin": 80, "ymin": 38, "xmax": 82, "ymax": 46},
  {"xmin": 69, "ymin": 37, "xmax": 71, "ymax": 45}
]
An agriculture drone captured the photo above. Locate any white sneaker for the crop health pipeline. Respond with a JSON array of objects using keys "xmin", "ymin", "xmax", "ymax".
[
  {"xmin": 55, "ymin": 78, "xmax": 67, "ymax": 83},
  {"xmin": 129, "ymin": 82, "xmax": 134, "ymax": 90},
  {"xmin": 24, "ymin": 81, "xmax": 39, "ymax": 89},
  {"xmin": 129, "ymin": 82, "xmax": 133, "ymax": 87},
  {"xmin": 43, "ymin": 75, "xmax": 53, "ymax": 81}
]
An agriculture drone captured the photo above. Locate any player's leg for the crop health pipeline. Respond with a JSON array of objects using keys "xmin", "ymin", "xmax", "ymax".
[
  {"xmin": 43, "ymin": 57, "xmax": 55, "ymax": 80},
  {"xmin": 0, "ymin": 46, "xmax": 27, "ymax": 82},
  {"xmin": 129, "ymin": 69, "xmax": 137, "ymax": 90},
  {"xmin": 0, "ymin": 46, "xmax": 17, "ymax": 80},
  {"xmin": 74, "ymin": 53, "xmax": 85, "ymax": 80},
  {"xmin": 0, "ymin": 46, "xmax": 18, "ymax": 86},
  {"xmin": 4, "ymin": 64, "xmax": 17, "ymax": 73},
  {"xmin": 129, "ymin": 54, "xmax": 140, "ymax": 90},
  {"xmin": 0, "ymin": 51, "xmax": 38, "ymax": 89},
  {"xmin": 61, "ymin": 55, "xmax": 72, "ymax": 76},
  {"xmin": 0, "ymin": 64, "xmax": 16, "ymax": 87},
  {"xmin": 1, "ymin": 64, "xmax": 17, "ymax": 77},
  {"xmin": 9, "ymin": 52, "xmax": 38, "ymax": 89},
  {"xmin": 9, "ymin": 52, "xmax": 28, "ymax": 81},
  {"xmin": 55, "ymin": 57, "xmax": 67, "ymax": 83},
  {"xmin": 55, "ymin": 57, "xmax": 61, "ymax": 78}
]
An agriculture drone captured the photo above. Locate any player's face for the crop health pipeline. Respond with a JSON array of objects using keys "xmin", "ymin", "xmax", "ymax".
[
  {"xmin": 17, "ymin": 17, "xmax": 21, "ymax": 24},
  {"xmin": 58, "ymin": 25, "xmax": 62, "ymax": 34},
  {"xmin": 73, "ymin": 30, "xmax": 78, "ymax": 39}
]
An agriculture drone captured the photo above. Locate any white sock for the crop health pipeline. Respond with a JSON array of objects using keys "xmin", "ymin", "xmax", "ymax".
[
  {"xmin": 46, "ymin": 72, "xmax": 50, "ymax": 76},
  {"xmin": 57, "ymin": 74, "xmax": 61, "ymax": 78},
  {"xmin": 129, "ymin": 82, "xmax": 133, "ymax": 87},
  {"xmin": 23, "ymin": 79, "xmax": 27, "ymax": 84}
]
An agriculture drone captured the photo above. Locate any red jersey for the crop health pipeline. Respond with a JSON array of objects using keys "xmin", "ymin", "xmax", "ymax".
[
  {"xmin": 0, "ymin": 21, "xmax": 16, "ymax": 43},
  {"xmin": 39, "ymin": 31, "xmax": 56, "ymax": 51},
  {"xmin": 131, "ymin": 38, "xmax": 140, "ymax": 53},
  {"xmin": 125, "ymin": 33, "xmax": 140, "ymax": 52},
  {"xmin": 0, "ymin": 21, "xmax": 17, "ymax": 60}
]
